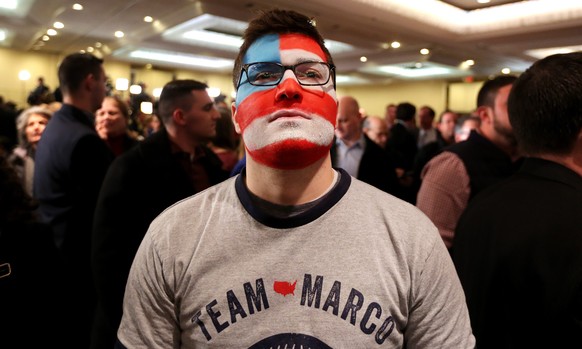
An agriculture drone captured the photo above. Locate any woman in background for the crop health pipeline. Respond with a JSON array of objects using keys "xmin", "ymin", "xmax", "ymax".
[
  {"xmin": 95, "ymin": 96, "xmax": 139, "ymax": 157},
  {"xmin": 9, "ymin": 106, "xmax": 52, "ymax": 196}
]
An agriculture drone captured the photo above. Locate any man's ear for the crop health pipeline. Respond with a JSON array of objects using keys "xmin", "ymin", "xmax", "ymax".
[
  {"xmin": 476, "ymin": 105, "xmax": 491, "ymax": 125},
  {"xmin": 231, "ymin": 101, "xmax": 241, "ymax": 134},
  {"xmin": 172, "ymin": 109, "xmax": 186, "ymax": 125}
]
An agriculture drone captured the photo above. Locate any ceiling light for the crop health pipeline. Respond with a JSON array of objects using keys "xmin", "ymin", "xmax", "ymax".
[
  {"xmin": 0, "ymin": 29, "xmax": 5, "ymax": 41},
  {"xmin": 116, "ymin": 78, "xmax": 129, "ymax": 91},
  {"xmin": 144, "ymin": 16, "xmax": 153, "ymax": 23},
  {"xmin": 18, "ymin": 70, "xmax": 31, "ymax": 81},
  {"xmin": 95, "ymin": 42, "xmax": 102, "ymax": 48},
  {"xmin": 477, "ymin": 0, "xmax": 491, "ymax": 3},
  {"xmin": 42, "ymin": 35, "xmax": 50, "ymax": 41},
  {"xmin": 420, "ymin": 48, "xmax": 430, "ymax": 55},
  {"xmin": 87, "ymin": 47, "xmax": 94, "ymax": 53},
  {"xmin": 128, "ymin": 49, "xmax": 234, "ymax": 69},
  {"xmin": 465, "ymin": 59, "xmax": 475, "ymax": 66},
  {"xmin": 207, "ymin": 87, "xmax": 221, "ymax": 98},
  {"xmin": 182, "ymin": 30, "xmax": 242, "ymax": 47},
  {"xmin": 140, "ymin": 102, "xmax": 153, "ymax": 114},
  {"xmin": 360, "ymin": 56, "xmax": 367, "ymax": 62},
  {"xmin": 501, "ymin": 68, "xmax": 511, "ymax": 74},
  {"xmin": 153, "ymin": 88, "xmax": 163, "ymax": 98},
  {"xmin": 145, "ymin": 63, "xmax": 152, "ymax": 70},
  {"xmin": 415, "ymin": 62, "xmax": 423, "ymax": 68},
  {"xmin": 47, "ymin": 29, "xmax": 57, "ymax": 36},
  {"xmin": 129, "ymin": 84, "xmax": 142, "ymax": 95},
  {"xmin": 114, "ymin": 31, "xmax": 124, "ymax": 38},
  {"xmin": 525, "ymin": 45, "xmax": 582, "ymax": 59},
  {"xmin": 381, "ymin": 43, "xmax": 390, "ymax": 49},
  {"xmin": 72, "ymin": 3, "xmax": 83, "ymax": 10},
  {"xmin": 0, "ymin": 0, "xmax": 17, "ymax": 10},
  {"xmin": 391, "ymin": 41, "xmax": 401, "ymax": 49},
  {"xmin": 53, "ymin": 22, "xmax": 64, "ymax": 29}
]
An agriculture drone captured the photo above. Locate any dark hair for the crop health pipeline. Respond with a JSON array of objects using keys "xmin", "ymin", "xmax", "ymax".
[
  {"xmin": 508, "ymin": 52, "xmax": 582, "ymax": 156},
  {"xmin": 476, "ymin": 75, "xmax": 517, "ymax": 108},
  {"xmin": 103, "ymin": 95, "xmax": 130, "ymax": 120},
  {"xmin": 157, "ymin": 79, "xmax": 208, "ymax": 124},
  {"xmin": 57, "ymin": 53, "xmax": 103, "ymax": 95},
  {"xmin": 420, "ymin": 106, "xmax": 436, "ymax": 118},
  {"xmin": 396, "ymin": 102, "xmax": 416, "ymax": 121},
  {"xmin": 212, "ymin": 107, "xmax": 238, "ymax": 150},
  {"xmin": 232, "ymin": 9, "xmax": 334, "ymax": 88}
]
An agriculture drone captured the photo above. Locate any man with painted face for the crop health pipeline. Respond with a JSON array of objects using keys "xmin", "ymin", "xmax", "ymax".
[{"xmin": 116, "ymin": 9, "xmax": 475, "ymax": 349}]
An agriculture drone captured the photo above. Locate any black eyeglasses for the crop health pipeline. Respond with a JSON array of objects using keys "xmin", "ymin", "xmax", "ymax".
[{"xmin": 238, "ymin": 61, "xmax": 335, "ymax": 87}]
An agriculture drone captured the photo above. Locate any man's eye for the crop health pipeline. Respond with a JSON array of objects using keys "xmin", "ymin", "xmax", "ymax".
[{"xmin": 255, "ymin": 72, "xmax": 273, "ymax": 80}]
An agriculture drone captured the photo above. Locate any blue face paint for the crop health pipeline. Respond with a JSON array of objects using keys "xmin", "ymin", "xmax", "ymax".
[{"xmin": 235, "ymin": 34, "xmax": 281, "ymax": 107}]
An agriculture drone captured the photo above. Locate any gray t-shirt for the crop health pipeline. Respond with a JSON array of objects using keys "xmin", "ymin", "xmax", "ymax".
[{"xmin": 117, "ymin": 169, "xmax": 475, "ymax": 348}]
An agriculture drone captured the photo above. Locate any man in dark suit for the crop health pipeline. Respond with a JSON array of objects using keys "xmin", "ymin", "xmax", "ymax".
[
  {"xmin": 331, "ymin": 95, "xmax": 399, "ymax": 196},
  {"xmin": 33, "ymin": 53, "xmax": 113, "ymax": 348},
  {"xmin": 91, "ymin": 79, "xmax": 229, "ymax": 349}
]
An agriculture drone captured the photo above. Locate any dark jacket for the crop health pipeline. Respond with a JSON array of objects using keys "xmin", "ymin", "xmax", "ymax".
[
  {"xmin": 454, "ymin": 158, "xmax": 582, "ymax": 348},
  {"xmin": 331, "ymin": 135, "xmax": 400, "ymax": 196},
  {"xmin": 33, "ymin": 103, "xmax": 114, "ymax": 347},
  {"xmin": 91, "ymin": 128, "xmax": 228, "ymax": 349}
]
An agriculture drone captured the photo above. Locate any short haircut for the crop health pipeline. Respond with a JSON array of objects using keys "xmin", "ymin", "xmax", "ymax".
[
  {"xmin": 421, "ymin": 106, "xmax": 436, "ymax": 119},
  {"xmin": 16, "ymin": 106, "xmax": 52, "ymax": 147},
  {"xmin": 508, "ymin": 52, "xmax": 582, "ymax": 156},
  {"xmin": 396, "ymin": 102, "xmax": 416, "ymax": 121},
  {"xmin": 157, "ymin": 79, "xmax": 208, "ymax": 124},
  {"xmin": 233, "ymin": 9, "xmax": 334, "ymax": 88},
  {"xmin": 476, "ymin": 75, "xmax": 517, "ymax": 108},
  {"xmin": 57, "ymin": 53, "xmax": 103, "ymax": 95}
]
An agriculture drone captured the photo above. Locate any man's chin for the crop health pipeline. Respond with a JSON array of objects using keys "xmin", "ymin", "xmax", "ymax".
[{"xmin": 248, "ymin": 139, "xmax": 331, "ymax": 170}]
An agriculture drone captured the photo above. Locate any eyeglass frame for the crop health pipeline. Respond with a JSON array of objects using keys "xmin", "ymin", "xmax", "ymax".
[{"xmin": 237, "ymin": 61, "xmax": 336, "ymax": 89}]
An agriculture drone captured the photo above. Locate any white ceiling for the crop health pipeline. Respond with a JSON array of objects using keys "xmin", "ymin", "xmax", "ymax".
[{"xmin": 1, "ymin": 0, "xmax": 582, "ymax": 85}]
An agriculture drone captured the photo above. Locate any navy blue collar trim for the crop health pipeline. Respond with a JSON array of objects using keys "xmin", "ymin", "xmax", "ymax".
[{"xmin": 235, "ymin": 168, "xmax": 351, "ymax": 229}]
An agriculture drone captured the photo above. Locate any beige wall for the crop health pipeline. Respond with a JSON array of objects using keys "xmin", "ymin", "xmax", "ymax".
[{"xmin": 0, "ymin": 48, "xmax": 482, "ymax": 117}]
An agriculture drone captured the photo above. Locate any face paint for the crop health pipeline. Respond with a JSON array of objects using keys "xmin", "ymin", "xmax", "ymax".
[{"xmin": 234, "ymin": 33, "xmax": 337, "ymax": 170}]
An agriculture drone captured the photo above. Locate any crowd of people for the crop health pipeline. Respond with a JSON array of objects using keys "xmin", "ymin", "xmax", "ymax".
[{"xmin": 0, "ymin": 7, "xmax": 581, "ymax": 349}]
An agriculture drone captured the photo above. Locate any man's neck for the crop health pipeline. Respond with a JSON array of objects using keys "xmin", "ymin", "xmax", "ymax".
[
  {"xmin": 63, "ymin": 95, "xmax": 93, "ymax": 114},
  {"xmin": 538, "ymin": 137, "xmax": 582, "ymax": 177},
  {"xmin": 167, "ymin": 127, "xmax": 199, "ymax": 155},
  {"xmin": 244, "ymin": 155, "xmax": 336, "ymax": 205}
]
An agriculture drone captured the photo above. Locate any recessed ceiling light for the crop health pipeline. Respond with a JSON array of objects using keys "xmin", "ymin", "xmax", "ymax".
[
  {"xmin": 391, "ymin": 41, "xmax": 401, "ymax": 49},
  {"xmin": 360, "ymin": 56, "xmax": 367, "ymax": 62},
  {"xmin": 477, "ymin": 0, "xmax": 491, "ymax": 4},
  {"xmin": 42, "ymin": 35, "xmax": 50, "ymax": 41},
  {"xmin": 420, "ymin": 48, "xmax": 430, "ymax": 55},
  {"xmin": 466, "ymin": 59, "xmax": 475, "ymax": 66},
  {"xmin": 53, "ymin": 22, "xmax": 64, "ymax": 29},
  {"xmin": 87, "ymin": 47, "xmax": 94, "ymax": 53},
  {"xmin": 415, "ymin": 62, "xmax": 423, "ymax": 68},
  {"xmin": 95, "ymin": 42, "xmax": 102, "ymax": 48},
  {"xmin": 0, "ymin": 30, "xmax": 5, "ymax": 41},
  {"xmin": 144, "ymin": 16, "xmax": 153, "ymax": 23},
  {"xmin": 47, "ymin": 29, "xmax": 57, "ymax": 36},
  {"xmin": 114, "ymin": 31, "xmax": 124, "ymax": 38},
  {"xmin": 72, "ymin": 3, "xmax": 83, "ymax": 11},
  {"xmin": 0, "ymin": 0, "xmax": 17, "ymax": 10},
  {"xmin": 501, "ymin": 67, "xmax": 511, "ymax": 74}
]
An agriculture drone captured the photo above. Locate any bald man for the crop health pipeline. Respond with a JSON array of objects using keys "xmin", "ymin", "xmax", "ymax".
[
  {"xmin": 363, "ymin": 115, "xmax": 389, "ymax": 149},
  {"xmin": 331, "ymin": 95, "xmax": 400, "ymax": 195}
]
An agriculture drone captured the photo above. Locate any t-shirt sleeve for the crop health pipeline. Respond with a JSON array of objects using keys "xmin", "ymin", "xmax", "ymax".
[
  {"xmin": 117, "ymin": 227, "xmax": 179, "ymax": 349},
  {"xmin": 416, "ymin": 152, "xmax": 470, "ymax": 248}
]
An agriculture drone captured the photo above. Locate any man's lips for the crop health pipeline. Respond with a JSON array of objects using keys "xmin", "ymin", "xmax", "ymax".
[{"xmin": 267, "ymin": 109, "xmax": 312, "ymax": 122}]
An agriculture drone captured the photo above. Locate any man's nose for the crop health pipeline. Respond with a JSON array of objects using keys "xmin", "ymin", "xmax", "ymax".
[{"xmin": 275, "ymin": 72, "xmax": 303, "ymax": 102}]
